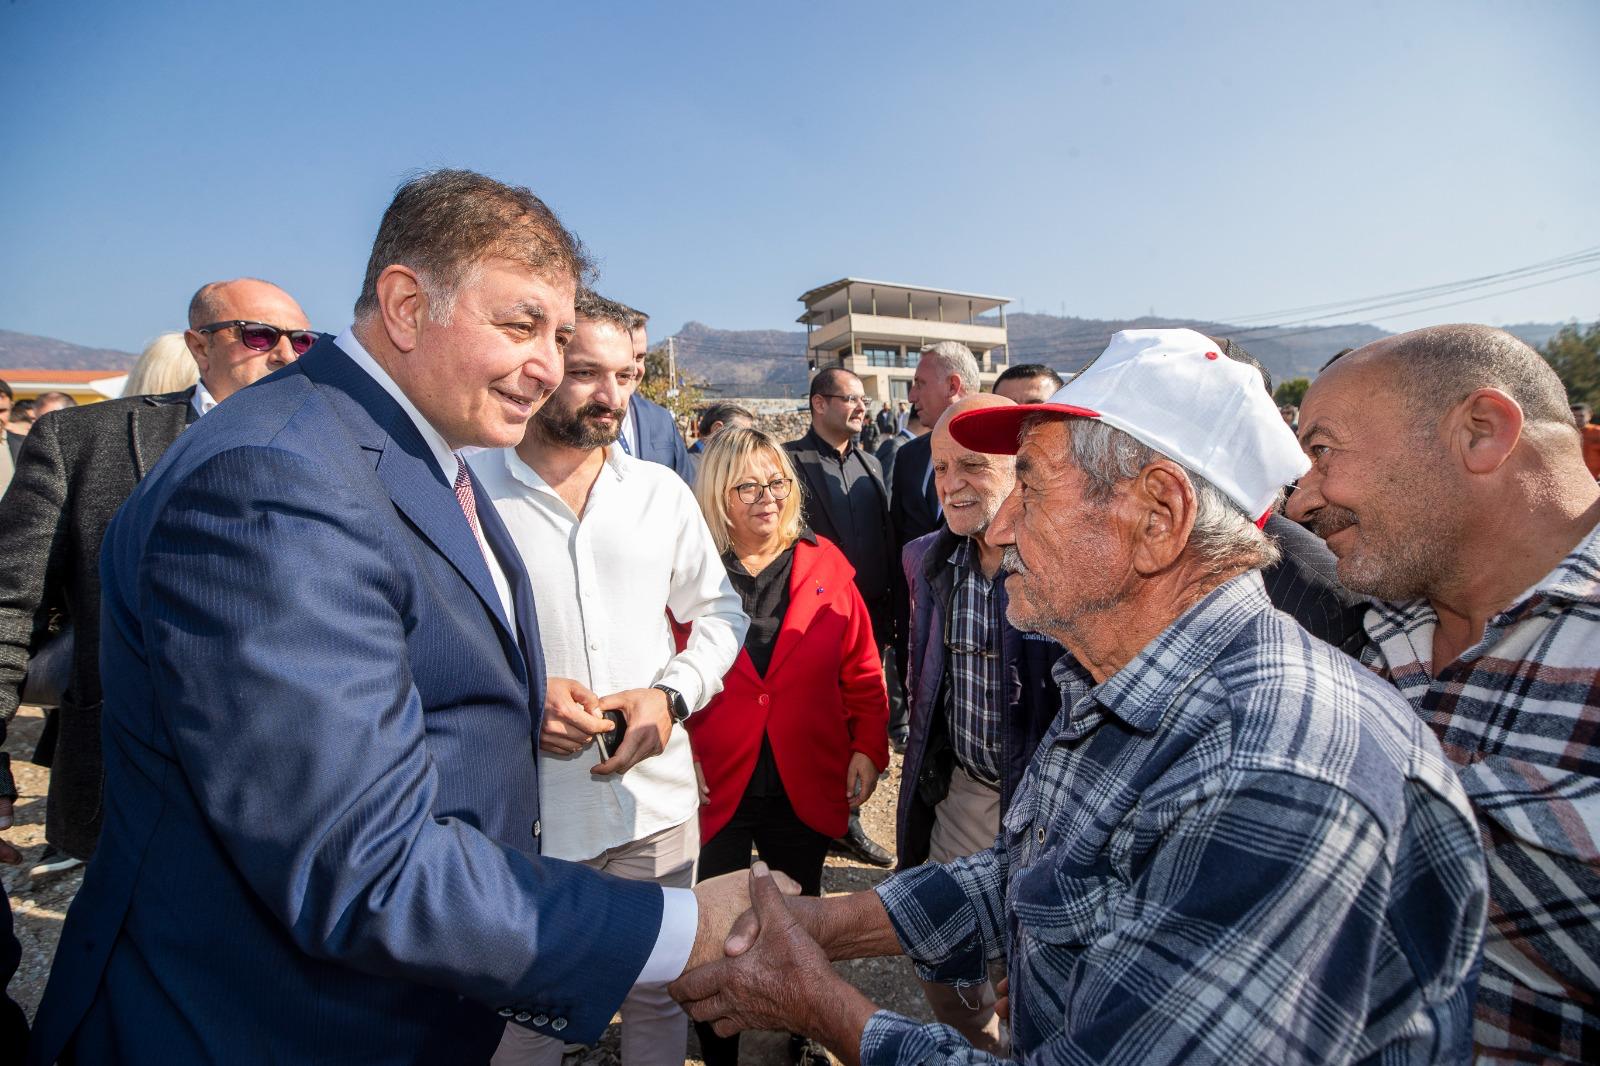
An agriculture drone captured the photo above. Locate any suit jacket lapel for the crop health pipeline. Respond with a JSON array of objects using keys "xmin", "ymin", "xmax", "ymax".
[
  {"xmin": 129, "ymin": 390, "xmax": 193, "ymax": 479},
  {"xmin": 298, "ymin": 340, "xmax": 520, "ymax": 652},
  {"xmin": 798, "ymin": 438, "xmax": 850, "ymax": 544},
  {"xmin": 765, "ymin": 539, "xmax": 827, "ymax": 678}
]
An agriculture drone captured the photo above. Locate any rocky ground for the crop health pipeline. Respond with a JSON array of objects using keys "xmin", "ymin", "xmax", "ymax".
[{"xmin": 2, "ymin": 705, "xmax": 933, "ymax": 1063}]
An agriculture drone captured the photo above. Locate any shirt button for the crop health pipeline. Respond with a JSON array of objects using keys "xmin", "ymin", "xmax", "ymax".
[
  {"xmin": 758, "ymin": 694, "xmax": 770, "ymax": 706},
  {"xmin": 514, "ymin": 1011, "xmax": 532, "ymax": 1023},
  {"xmin": 589, "ymin": 641, "xmax": 599, "ymax": 651},
  {"xmin": 532, "ymin": 820, "xmax": 542, "ymax": 837},
  {"xmin": 551, "ymin": 1018, "xmax": 568, "ymax": 1032},
  {"xmin": 498, "ymin": 1008, "xmax": 515, "ymax": 1018},
  {"xmin": 1035, "ymin": 826, "xmax": 1046, "ymax": 844},
  {"xmin": 533, "ymin": 1014, "xmax": 550, "ymax": 1027}
]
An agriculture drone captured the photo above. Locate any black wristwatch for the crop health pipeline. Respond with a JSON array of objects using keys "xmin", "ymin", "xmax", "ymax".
[{"xmin": 652, "ymin": 684, "xmax": 689, "ymax": 724}]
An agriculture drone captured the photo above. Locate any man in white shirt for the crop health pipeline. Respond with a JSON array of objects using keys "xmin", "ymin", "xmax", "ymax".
[{"xmin": 474, "ymin": 288, "xmax": 748, "ymax": 1066}]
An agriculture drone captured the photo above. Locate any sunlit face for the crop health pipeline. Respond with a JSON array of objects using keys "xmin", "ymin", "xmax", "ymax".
[
  {"xmin": 910, "ymin": 355, "xmax": 958, "ymax": 425},
  {"xmin": 931, "ymin": 427, "xmax": 1015, "ymax": 539},
  {"xmin": 993, "ymin": 375, "xmax": 1056, "ymax": 405},
  {"xmin": 812, "ymin": 373, "xmax": 867, "ymax": 440},
  {"xmin": 400, "ymin": 260, "xmax": 574, "ymax": 450},
  {"xmin": 1286, "ymin": 352, "xmax": 1458, "ymax": 600},
  {"xmin": 532, "ymin": 317, "xmax": 638, "ymax": 450},
  {"xmin": 185, "ymin": 279, "xmax": 312, "ymax": 402},
  {"xmin": 726, "ymin": 448, "xmax": 788, "ymax": 546},
  {"xmin": 985, "ymin": 419, "xmax": 1133, "ymax": 642}
]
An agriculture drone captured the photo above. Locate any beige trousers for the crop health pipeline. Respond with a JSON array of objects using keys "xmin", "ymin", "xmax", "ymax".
[
  {"xmin": 492, "ymin": 817, "xmax": 700, "ymax": 1066},
  {"xmin": 920, "ymin": 765, "xmax": 1009, "ymax": 1056}
]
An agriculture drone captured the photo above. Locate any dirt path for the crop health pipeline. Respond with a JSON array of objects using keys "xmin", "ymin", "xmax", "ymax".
[{"xmin": 2, "ymin": 706, "xmax": 934, "ymax": 1063}]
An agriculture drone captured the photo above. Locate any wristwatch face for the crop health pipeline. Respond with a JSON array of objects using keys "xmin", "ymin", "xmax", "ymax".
[{"xmin": 657, "ymin": 685, "xmax": 688, "ymax": 722}]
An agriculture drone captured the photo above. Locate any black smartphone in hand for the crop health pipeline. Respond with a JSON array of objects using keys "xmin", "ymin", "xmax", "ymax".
[{"xmin": 595, "ymin": 710, "xmax": 627, "ymax": 761}]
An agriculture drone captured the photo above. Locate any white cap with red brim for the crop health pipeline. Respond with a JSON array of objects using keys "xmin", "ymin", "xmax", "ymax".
[{"xmin": 948, "ymin": 328, "xmax": 1310, "ymax": 527}]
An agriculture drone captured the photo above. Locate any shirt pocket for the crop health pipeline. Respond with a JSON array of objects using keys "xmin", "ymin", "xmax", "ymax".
[{"xmin": 1008, "ymin": 846, "xmax": 1122, "ymax": 946}]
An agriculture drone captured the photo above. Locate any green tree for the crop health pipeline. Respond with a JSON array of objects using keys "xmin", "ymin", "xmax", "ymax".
[
  {"xmin": 638, "ymin": 345, "xmax": 705, "ymax": 422},
  {"xmin": 1540, "ymin": 320, "xmax": 1600, "ymax": 407},
  {"xmin": 1273, "ymin": 377, "xmax": 1311, "ymax": 407}
]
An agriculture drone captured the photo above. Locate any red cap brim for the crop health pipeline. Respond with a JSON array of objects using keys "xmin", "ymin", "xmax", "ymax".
[{"xmin": 948, "ymin": 402, "xmax": 1101, "ymax": 454}]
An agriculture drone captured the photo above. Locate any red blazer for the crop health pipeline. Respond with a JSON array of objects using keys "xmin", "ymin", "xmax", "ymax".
[{"xmin": 685, "ymin": 535, "xmax": 890, "ymax": 841}]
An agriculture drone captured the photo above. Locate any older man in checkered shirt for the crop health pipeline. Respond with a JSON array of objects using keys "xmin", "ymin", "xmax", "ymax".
[
  {"xmin": 671, "ymin": 329, "xmax": 1488, "ymax": 1066},
  {"xmin": 1291, "ymin": 323, "xmax": 1600, "ymax": 1064}
]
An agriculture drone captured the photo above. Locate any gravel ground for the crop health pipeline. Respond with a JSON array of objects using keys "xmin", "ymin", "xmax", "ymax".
[{"xmin": 2, "ymin": 705, "xmax": 932, "ymax": 1063}]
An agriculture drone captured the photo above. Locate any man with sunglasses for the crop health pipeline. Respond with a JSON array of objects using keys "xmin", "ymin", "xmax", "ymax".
[{"xmin": 0, "ymin": 276, "xmax": 311, "ymax": 888}]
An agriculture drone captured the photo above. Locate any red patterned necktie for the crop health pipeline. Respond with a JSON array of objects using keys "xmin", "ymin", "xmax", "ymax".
[{"xmin": 452, "ymin": 455, "xmax": 483, "ymax": 543}]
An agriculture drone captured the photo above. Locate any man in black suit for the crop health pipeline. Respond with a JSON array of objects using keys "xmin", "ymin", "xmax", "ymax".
[
  {"xmin": 784, "ymin": 367, "xmax": 894, "ymax": 866},
  {"xmin": 0, "ymin": 278, "xmax": 312, "ymax": 881},
  {"xmin": 890, "ymin": 343, "xmax": 981, "ymax": 551}
]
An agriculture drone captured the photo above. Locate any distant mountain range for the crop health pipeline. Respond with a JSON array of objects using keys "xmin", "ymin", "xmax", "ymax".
[
  {"xmin": 0, "ymin": 317, "xmax": 1574, "ymax": 399},
  {"xmin": 669, "ymin": 315, "xmax": 1574, "ymax": 398},
  {"xmin": 0, "ymin": 329, "xmax": 138, "ymax": 371}
]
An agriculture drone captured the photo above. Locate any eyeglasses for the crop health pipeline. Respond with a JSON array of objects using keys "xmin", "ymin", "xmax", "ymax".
[
  {"xmin": 732, "ymin": 477, "xmax": 794, "ymax": 504},
  {"xmin": 195, "ymin": 320, "xmax": 317, "ymax": 356},
  {"xmin": 944, "ymin": 640, "xmax": 998, "ymax": 660},
  {"xmin": 819, "ymin": 393, "xmax": 868, "ymax": 408}
]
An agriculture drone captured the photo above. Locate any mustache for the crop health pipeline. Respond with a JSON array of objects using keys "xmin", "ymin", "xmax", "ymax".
[
  {"xmin": 1308, "ymin": 506, "xmax": 1358, "ymax": 540},
  {"xmin": 1002, "ymin": 546, "xmax": 1029, "ymax": 574},
  {"xmin": 577, "ymin": 402, "xmax": 625, "ymax": 421}
]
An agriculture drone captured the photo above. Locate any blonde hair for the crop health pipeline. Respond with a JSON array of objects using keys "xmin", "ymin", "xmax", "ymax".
[
  {"xmin": 694, "ymin": 426, "xmax": 804, "ymax": 554},
  {"xmin": 121, "ymin": 333, "xmax": 200, "ymax": 398}
]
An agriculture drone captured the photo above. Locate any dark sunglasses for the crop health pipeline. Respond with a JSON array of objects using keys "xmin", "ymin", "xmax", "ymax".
[{"xmin": 195, "ymin": 320, "xmax": 317, "ymax": 356}]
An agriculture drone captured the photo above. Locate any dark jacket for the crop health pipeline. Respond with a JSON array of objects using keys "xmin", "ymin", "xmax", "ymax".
[
  {"xmin": 783, "ymin": 428, "xmax": 894, "ymax": 641},
  {"xmin": 1262, "ymin": 514, "xmax": 1370, "ymax": 656},
  {"xmin": 895, "ymin": 526, "xmax": 1063, "ymax": 871},
  {"xmin": 629, "ymin": 394, "xmax": 694, "ymax": 485},
  {"xmin": 888, "ymin": 432, "xmax": 940, "ymax": 550},
  {"xmin": 874, "ymin": 428, "xmax": 914, "ymax": 488},
  {"xmin": 0, "ymin": 388, "xmax": 194, "ymax": 859}
]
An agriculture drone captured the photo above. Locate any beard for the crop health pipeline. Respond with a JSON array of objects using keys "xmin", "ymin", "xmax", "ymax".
[
  {"xmin": 1310, "ymin": 501, "xmax": 1451, "ymax": 602},
  {"xmin": 1000, "ymin": 543, "xmax": 1126, "ymax": 639},
  {"xmin": 536, "ymin": 400, "xmax": 624, "ymax": 450}
]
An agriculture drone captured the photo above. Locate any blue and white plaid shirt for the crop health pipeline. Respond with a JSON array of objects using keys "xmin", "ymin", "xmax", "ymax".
[
  {"xmin": 863, "ymin": 573, "xmax": 1487, "ymax": 1066},
  {"xmin": 944, "ymin": 538, "xmax": 1004, "ymax": 785}
]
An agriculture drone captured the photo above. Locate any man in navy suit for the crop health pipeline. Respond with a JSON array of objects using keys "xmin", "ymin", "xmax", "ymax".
[
  {"xmin": 27, "ymin": 170, "xmax": 761, "ymax": 1065},
  {"xmin": 617, "ymin": 305, "xmax": 694, "ymax": 484}
]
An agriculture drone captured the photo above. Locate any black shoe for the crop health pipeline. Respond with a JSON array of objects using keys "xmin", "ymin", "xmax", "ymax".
[
  {"xmin": 889, "ymin": 728, "xmax": 909, "ymax": 755},
  {"xmin": 829, "ymin": 817, "xmax": 892, "ymax": 867},
  {"xmin": 28, "ymin": 844, "xmax": 84, "ymax": 881}
]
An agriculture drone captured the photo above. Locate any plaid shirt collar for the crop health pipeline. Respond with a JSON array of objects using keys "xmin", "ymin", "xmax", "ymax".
[
  {"xmin": 1366, "ymin": 520, "xmax": 1600, "ymax": 647},
  {"xmin": 1053, "ymin": 571, "xmax": 1270, "ymax": 739}
]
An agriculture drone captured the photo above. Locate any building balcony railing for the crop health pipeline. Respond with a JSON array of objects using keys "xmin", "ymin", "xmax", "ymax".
[{"xmin": 806, "ymin": 312, "xmax": 1006, "ymax": 353}]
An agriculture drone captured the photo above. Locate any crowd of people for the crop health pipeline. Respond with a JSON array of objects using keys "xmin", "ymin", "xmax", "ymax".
[{"xmin": 0, "ymin": 168, "xmax": 1595, "ymax": 1066}]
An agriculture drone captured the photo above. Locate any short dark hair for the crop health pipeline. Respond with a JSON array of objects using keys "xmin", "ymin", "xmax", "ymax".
[
  {"xmin": 0, "ymin": 379, "xmax": 11, "ymax": 402},
  {"xmin": 574, "ymin": 288, "xmax": 637, "ymax": 332},
  {"xmin": 353, "ymin": 169, "xmax": 590, "ymax": 322},
  {"xmin": 808, "ymin": 367, "xmax": 860, "ymax": 404},
  {"xmin": 993, "ymin": 362, "xmax": 1064, "ymax": 393},
  {"xmin": 1572, "ymin": 402, "xmax": 1592, "ymax": 416},
  {"xmin": 617, "ymin": 303, "xmax": 649, "ymax": 331},
  {"xmin": 697, "ymin": 401, "xmax": 755, "ymax": 437},
  {"xmin": 1369, "ymin": 325, "xmax": 1573, "ymax": 428}
]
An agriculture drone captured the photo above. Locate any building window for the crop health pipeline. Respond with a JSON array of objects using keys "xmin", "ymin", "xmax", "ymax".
[{"xmin": 862, "ymin": 345, "xmax": 898, "ymax": 367}]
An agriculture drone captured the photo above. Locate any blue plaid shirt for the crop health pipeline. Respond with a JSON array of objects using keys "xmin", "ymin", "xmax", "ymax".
[
  {"xmin": 944, "ymin": 538, "xmax": 1004, "ymax": 784},
  {"xmin": 863, "ymin": 573, "xmax": 1487, "ymax": 1066}
]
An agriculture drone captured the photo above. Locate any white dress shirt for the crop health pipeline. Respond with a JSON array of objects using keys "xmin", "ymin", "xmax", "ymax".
[
  {"xmin": 470, "ymin": 443, "xmax": 748, "ymax": 862},
  {"xmin": 191, "ymin": 380, "xmax": 219, "ymax": 419},
  {"xmin": 333, "ymin": 329, "xmax": 698, "ymax": 986}
]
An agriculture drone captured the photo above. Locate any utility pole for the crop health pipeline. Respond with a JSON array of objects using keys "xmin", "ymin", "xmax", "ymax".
[{"xmin": 666, "ymin": 336, "xmax": 679, "ymax": 398}]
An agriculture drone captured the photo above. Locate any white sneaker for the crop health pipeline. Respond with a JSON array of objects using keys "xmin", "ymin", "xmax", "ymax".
[{"xmin": 28, "ymin": 845, "xmax": 83, "ymax": 880}]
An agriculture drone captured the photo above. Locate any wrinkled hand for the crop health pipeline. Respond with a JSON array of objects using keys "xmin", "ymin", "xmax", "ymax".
[
  {"xmin": 541, "ymin": 677, "xmax": 610, "ymax": 756},
  {"xmin": 591, "ymin": 687, "xmax": 672, "ymax": 776},
  {"xmin": 845, "ymin": 752, "xmax": 879, "ymax": 810},
  {"xmin": 0, "ymin": 755, "xmax": 20, "ymax": 865},
  {"xmin": 672, "ymin": 864, "xmax": 868, "ymax": 1043},
  {"xmin": 695, "ymin": 761, "xmax": 710, "ymax": 807},
  {"xmin": 995, "ymin": 975, "xmax": 1009, "ymax": 1022},
  {"xmin": 685, "ymin": 865, "xmax": 801, "ymax": 973}
]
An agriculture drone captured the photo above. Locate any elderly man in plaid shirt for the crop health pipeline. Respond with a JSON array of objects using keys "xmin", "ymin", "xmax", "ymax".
[
  {"xmin": 1290, "ymin": 324, "xmax": 1600, "ymax": 1064},
  {"xmin": 672, "ymin": 329, "xmax": 1488, "ymax": 1066}
]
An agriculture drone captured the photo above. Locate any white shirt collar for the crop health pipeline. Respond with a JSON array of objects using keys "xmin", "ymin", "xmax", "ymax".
[
  {"xmin": 191, "ymin": 380, "xmax": 219, "ymax": 419},
  {"xmin": 498, "ymin": 440, "xmax": 630, "ymax": 497},
  {"xmin": 335, "ymin": 326, "xmax": 459, "ymax": 484}
]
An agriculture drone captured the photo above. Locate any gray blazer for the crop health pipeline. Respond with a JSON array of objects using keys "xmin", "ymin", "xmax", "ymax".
[{"xmin": 0, "ymin": 388, "xmax": 193, "ymax": 858}]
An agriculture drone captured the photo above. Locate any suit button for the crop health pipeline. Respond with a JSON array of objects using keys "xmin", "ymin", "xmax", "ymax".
[
  {"xmin": 498, "ymin": 1008, "xmax": 515, "ymax": 1018},
  {"xmin": 532, "ymin": 820, "xmax": 542, "ymax": 837},
  {"xmin": 514, "ymin": 1011, "xmax": 532, "ymax": 1022},
  {"xmin": 533, "ymin": 1014, "xmax": 550, "ymax": 1026},
  {"xmin": 551, "ymin": 1017, "xmax": 568, "ymax": 1032},
  {"xmin": 758, "ymin": 694, "xmax": 770, "ymax": 706}
]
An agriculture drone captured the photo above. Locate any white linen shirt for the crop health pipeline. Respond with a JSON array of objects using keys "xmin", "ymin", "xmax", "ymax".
[{"xmin": 471, "ymin": 443, "xmax": 748, "ymax": 861}]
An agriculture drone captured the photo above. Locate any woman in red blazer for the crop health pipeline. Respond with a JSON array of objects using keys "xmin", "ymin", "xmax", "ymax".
[{"xmin": 686, "ymin": 427, "xmax": 890, "ymax": 1066}]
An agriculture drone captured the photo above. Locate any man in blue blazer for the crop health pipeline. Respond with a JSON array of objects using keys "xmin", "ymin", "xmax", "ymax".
[
  {"xmin": 27, "ymin": 170, "xmax": 747, "ymax": 1065},
  {"xmin": 619, "ymin": 307, "xmax": 694, "ymax": 485}
]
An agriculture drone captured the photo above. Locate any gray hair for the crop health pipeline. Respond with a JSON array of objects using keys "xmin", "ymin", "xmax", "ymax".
[
  {"xmin": 1041, "ymin": 416, "xmax": 1281, "ymax": 573},
  {"xmin": 919, "ymin": 341, "xmax": 980, "ymax": 393}
]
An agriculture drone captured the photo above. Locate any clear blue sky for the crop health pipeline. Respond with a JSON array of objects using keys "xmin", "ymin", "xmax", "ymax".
[{"xmin": 1, "ymin": 0, "xmax": 1596, "ymax": 352}]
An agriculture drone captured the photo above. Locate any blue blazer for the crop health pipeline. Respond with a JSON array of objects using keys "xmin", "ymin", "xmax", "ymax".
[
  {"xmin": 629, "ymin": 394, "xmax": 694, "ymax": 485},
  {"xmin": 27, "ymin": 339, "xmax": 664, "ymax": 1065}
]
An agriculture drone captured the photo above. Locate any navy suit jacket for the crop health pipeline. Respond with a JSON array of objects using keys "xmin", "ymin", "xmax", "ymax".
[
  {"xmin": 27, "ymin": 339, "xmax": 664, "ymax": 1065},
  {"xmin": 628, "ymin": 394, "xmax": 694, "ymax": 485}
]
